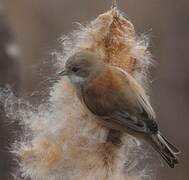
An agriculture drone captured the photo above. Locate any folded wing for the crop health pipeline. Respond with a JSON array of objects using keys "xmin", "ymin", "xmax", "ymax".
[{"xmin": 82, "ymin": 66, "xmax": 157, "ymax": 134}]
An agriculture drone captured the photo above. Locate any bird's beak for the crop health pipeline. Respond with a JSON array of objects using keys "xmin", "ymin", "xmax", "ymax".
[{"xmin": 58, "ymin": 69, "xmax": 68, "ymax": 76}]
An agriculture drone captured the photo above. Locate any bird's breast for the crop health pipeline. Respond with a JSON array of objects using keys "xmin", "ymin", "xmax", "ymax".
[
  {"xmin": 86, "ymin": 67, "xmax": 124, "ymax": 96},
  {"xmin": 81, "ymin": 66, "xmax": 138, "ymax": 116}
]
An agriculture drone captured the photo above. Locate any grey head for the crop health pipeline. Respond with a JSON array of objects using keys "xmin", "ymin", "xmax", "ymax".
[{"xmin": 59, "ymin": 51, "xmax": 104, "ymax": 85}]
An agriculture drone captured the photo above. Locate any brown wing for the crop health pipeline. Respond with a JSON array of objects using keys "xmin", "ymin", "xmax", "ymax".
[{"xmin": 82, "ymin": 66, "xmax": 157, "ymax": 134}]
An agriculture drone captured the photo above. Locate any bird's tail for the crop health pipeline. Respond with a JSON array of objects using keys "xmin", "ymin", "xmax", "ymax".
[{"xmin": 150, "ymin": 133, "xmax": 180, "ymax": 168}]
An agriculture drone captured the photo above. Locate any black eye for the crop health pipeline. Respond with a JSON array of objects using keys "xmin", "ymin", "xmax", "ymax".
[{"xmin": 71, "ymin": 67, "xmax": 80, "ymax": 72}]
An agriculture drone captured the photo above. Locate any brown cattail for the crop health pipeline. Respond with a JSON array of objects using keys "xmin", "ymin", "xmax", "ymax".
[{"xmin": 11, "ymin": 3, "xmax": 153, "ymax": 180}]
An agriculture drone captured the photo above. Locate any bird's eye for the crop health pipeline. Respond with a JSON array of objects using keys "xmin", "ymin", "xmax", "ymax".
[{"xmin": 71, "ymin": 67, "xmax": 80, "ymax": 72}]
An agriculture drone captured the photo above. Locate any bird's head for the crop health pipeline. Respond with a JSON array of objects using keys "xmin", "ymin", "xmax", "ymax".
[{"xmin": 59, "ymin": 51, "xmax": 104, "ymax": 85}]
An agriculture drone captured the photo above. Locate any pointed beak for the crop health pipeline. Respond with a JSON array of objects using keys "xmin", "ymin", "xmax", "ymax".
[{"xmin": 58, "ymin": 69, "xmax": 68, "ymax": 76}]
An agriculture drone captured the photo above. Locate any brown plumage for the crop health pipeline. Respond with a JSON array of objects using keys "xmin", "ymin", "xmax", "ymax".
[{"xmin": 59, "ymin": 50, "xmax": 180, "ymax": 168}]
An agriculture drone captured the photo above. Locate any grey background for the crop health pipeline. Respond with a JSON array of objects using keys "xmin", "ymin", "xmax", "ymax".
[{"xmin": 0, "ymin": 0, "xmax": 188, "ymax": 179}]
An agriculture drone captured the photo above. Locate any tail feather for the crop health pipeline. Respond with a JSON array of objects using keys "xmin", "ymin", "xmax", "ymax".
[
  {"xmin": 150, "ymin": 133, "xmax": 179, "ymax": 168},
  {"xmin": 160, "ymin": 134, "xmax": 180, "ymax": 154}
]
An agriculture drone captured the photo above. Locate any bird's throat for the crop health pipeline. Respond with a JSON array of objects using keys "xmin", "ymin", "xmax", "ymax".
[{"xmin": 69, "ymin": 75, "xmax": 86, "ymax": 85}]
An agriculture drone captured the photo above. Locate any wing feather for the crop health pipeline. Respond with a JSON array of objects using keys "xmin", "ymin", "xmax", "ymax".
[
  {"xmin": 113, "ymin": 67, "xmax": 156, "ymax": 120},
  {"xmin": 82, "ymin": 66, "xmax": 157, "ymax": 134}
]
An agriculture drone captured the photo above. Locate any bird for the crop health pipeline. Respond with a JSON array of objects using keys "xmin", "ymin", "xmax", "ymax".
[{"xmin": 59, "ymin": 50, "xmax": 180, "ymax": 168}]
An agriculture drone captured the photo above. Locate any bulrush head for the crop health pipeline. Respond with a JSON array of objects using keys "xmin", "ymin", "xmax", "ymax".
[{"xmin": 59, "ymin": 51, "xmax": 105, "ymax": 85}]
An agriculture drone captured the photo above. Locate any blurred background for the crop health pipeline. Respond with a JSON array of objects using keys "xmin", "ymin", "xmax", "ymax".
[{"xmin": 0, "ymin": 0, "xmax": 188, "ymax": 179}]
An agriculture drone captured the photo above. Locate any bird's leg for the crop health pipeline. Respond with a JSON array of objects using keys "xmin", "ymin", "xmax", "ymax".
[{"xmin": 106, "ymin": 129, "xmax": 122, "ymax": 145}]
